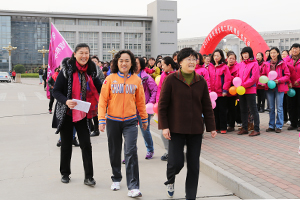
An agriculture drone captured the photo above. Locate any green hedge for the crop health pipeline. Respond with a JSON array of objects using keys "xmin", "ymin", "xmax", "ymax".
[{"xmin": 21, "ymin": 73, "xmax": 39, "ymax": 78}]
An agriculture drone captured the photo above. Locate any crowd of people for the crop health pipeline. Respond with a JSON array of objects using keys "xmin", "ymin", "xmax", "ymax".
[{"xmin": 49, "ymin": 42, "xmax": 300, "ymax": 200}]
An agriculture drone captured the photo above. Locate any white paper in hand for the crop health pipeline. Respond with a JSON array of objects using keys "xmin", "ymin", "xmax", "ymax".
[{"xmin": 71, "ymin": 99, "xmax": 91, "ymax": 113}]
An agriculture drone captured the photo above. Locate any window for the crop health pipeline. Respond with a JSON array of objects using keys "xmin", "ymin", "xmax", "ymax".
[
  {"xmin": 55, "ymin": 19, "xmax": 75, "ymax": 25},
  {"xmin": 285, "ymin": 46, "xmax": 289, "ymax": 49},
  {"xmin": 160, "ymin": 43, "xmax": 175, "ymax": 45},
  {"xmin": 280, "ymin": 39, "xmax": 284, "ymax": 43},
  {"xmin": 160, "ymin": 20, "xmax": 174, "ymax": 23},
  {"xmin": 145, "ymin": 22, "xmax": 151, "ymax": 31},
  {"xmin": 79, "ymin": 20, "xmax": 98, "ymax": 26},
  {"xmin": 79, "ymin": 32, "xmax": 98, "ymax": 55},
  {"xmin": 124, "ymin": 21, "xmax": 142, "ymax": 27},
  {"xmin": 146, "ymin": 44, "xmax": 151, "ymax": 52},
  {"xmin": 160, "ymin": 31, "xmax": 174, "ymax": 33},
  {"xmin": 285, "ymin": 38, "xmax": 289, "ymax": 42},
  {"xmin": 102, "ymin": 21, "xmax": 120, "ymax": 26},
  {"xmin": 60, "ymin": 31, "xmax": 75, "ymax": 49},
  {"xmin": 291, "ymin": 38, "xmax": 295, "ymax": 42},
  {"xmin": 146, "ymin": 33, "xmax": 151, "ymax": 42},
  {"xmin": 160, "ymin": 9, "xmax": 174, "ymax": 11},
  {"xmin": 296, "ymin": 38, "xmax": 299, "ymax": 41}
]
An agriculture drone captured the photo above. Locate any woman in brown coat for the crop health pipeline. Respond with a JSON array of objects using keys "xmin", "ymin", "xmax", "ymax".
[{"xmin": 158, "ymin": 48, "xmax": 217, "ymax": 200}]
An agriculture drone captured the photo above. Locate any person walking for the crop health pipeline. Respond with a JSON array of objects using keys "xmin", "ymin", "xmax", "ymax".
[
  {"xmin": 38, "ymin": 67, "xmax": 43, "ymax": 84},
  {"xmin": 263, "ymin": 47, "xmax": 290, "ymax": 133},
  {"xmin": 158, "ymin": 48, "xmax": 217, "ymax": 200},
  {"xmin": 52, "ymin": 43, "xmax": 102, "ymax": 186},
  {"xmin": 207, "ymin": 49, "xmax": 231, "ymax": 134},
  {"xmin": 136, "ymin": 57, "xmax": 157, "ymax": 159},
  {"xmin": 284, "ymin": 43, "xmax": 300, "ymax": 131},
  {"xmin": 11, "ymin": 70, "xmax": 16, "ymax": 82},
  {"xmin": 98, "ymin": 50, "xmax": 147, "ymax": 198},
  {"xmin": 156, "ymin": 56, "xmax": 178, "ymax": 161},
  {"xmin": 237, "ymin": 47, "xmax": 260, "ymax": 136}
]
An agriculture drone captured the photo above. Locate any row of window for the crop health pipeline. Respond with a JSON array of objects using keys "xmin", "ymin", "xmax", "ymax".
[
  {"xmin": 280, "ymin": 38, "xmax": 299, "ymax": 43},
  {"xmin": 55, "ymin": 19, "xmax": 149, "ymax": 28}
]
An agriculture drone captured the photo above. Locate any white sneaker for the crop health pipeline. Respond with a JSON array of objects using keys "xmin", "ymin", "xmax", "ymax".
[
  {"xmin": 286, "ymin": 121, "xmax": 291, "ymax": 125},
  {"xmin": 127, "ymin": 189, "xmax": 142, "ymax": 198},
  {"xmin": 111, "ymin": 182, "xmax": 120, "ymax": 191},
  {"xmin": 166, "ymin": 184, "xmax": 174, "ymax": 198}
]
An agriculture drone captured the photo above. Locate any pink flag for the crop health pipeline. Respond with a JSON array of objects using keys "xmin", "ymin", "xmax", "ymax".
[{"xmin": 46, "ymin": 23, "xmax": 73, "ymax": 98}]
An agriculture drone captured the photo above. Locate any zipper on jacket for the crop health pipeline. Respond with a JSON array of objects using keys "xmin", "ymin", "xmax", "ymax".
[{"xmin": 123, "ymin": 78, "xmax": 126, "ymax": 121}]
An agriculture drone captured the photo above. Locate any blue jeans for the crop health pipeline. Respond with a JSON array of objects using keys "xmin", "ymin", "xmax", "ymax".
[
  {"xmin": 39, "ymin": 75, "xmax": 43, "ymax": 83},
  {"xmin": 137, "ymin": 114, "xmax": 154, "ymax": 152},
  {"xmin": 266, "ymin": 87, "xmax": 284, "ymax": 129}
]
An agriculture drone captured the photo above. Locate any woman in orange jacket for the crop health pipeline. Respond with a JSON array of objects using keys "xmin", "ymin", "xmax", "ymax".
[{"xmin": 98, "ymin": 50, "xmax": 147, "ymax": 198}]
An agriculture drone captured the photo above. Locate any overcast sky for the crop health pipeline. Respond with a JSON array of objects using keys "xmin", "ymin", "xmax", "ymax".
[{"xmin": 1, "ymin": 0, "xmax": 298, "ymax": 39}]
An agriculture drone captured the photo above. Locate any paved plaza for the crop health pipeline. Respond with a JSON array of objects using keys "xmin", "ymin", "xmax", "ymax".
[{"xmin": 0, "ymin": 78, "xmax": 238, "ymax": 200}]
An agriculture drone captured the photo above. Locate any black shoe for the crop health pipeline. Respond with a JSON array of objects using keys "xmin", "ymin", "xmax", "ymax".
[
  {"xmin": 161, "ymin": 153, "xmax": 168, "ymax": 161},
  {"xmin": 90, "ymin": 130, "xmax": 100, "ymax": 137},
  {"xmin": 287, "ymin": 126, "xmax": 297, "ymax": 130},
  {"xmin": 61, "ymin": 175, "xmax": 70, "ymax": 183},
  {"xmin": 84, "ymin": 178, "xmax": 96, "ymax": 186},
  {"xmin": 57, "ymin": 140, "xmax": 61, "ymax": 147},
  {"xmin": 72, "ymin": 137, "xmax": 80, "ymax": 147},
  {"xmin": 266, "ymin": 128, "xmax": 275, "ymax": 132}
]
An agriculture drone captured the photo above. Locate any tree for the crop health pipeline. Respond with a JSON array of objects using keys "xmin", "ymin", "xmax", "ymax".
[{"xmin": 14, "ymin": 64, "xmax": 25, "ymax": 73}]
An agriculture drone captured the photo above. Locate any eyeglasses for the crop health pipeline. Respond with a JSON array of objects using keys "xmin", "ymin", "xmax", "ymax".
[{"xmin": 184, "ymin": 58, "xmax": 197, "ymax": 62}]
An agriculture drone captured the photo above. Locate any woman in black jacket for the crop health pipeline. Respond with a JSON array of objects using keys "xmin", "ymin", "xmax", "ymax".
[{"xmin": 52, "ymin": 43, "xmax": 102, "ymax": 186}]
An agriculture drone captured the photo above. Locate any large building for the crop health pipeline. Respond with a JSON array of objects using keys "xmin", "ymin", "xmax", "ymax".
[
  {"xmin": 0, "ymin": 0, "xmax": 179, "ymax": 72},
  {"xmin": 178, "ymin": 29, "xmax": 300, "ymax": 61}
]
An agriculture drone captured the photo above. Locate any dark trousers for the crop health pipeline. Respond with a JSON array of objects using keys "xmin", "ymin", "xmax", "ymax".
[
  {"xmin": 227, "ymin": 96, "xmax": 237, "ymax": 128},
  {"xmin": 60, "ymin": 115, "xmax": 93, "ymax": 178},
  {"xmin": 165, "ymin": 133, "xmax": 203, "ymax": 199},
  {"xmin": 235, "ymin": 101, "xmax": 242, "ymax": 123},
  {"xmin": 239, "ymin": 94, "xmax": 260, "ymax": 132},
  {"xmin": 257, "ymin": 89, "xmax": 266, "ymax": 111},
  {"xmin": 92, "ymin": 116, "xmax": 99, "ymax": 132},
  {"xmin": 106, "ymin": 119, "xmax": 139, "ymax": 190},
  {"xmin": 288, "ymin": 88, "xmax": 300, "ymax": 127},
  {"xmin": 214, "ymin": 97, "xmax": 228, "ymax": 130},
  {"xmin": 49, "ymin": 91, "xmax": 55, "ymax": 111},
  {"xmin": 283, "ymin": 94, "xmax": 289, "ymax": 122}
]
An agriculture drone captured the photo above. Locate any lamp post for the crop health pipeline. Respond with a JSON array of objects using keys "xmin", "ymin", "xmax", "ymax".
[
  {"xmin": 38, "ymin": 46, "xmax": 49, "ymax": 69},
  {"xmin": 3, "ymin": 42, "xmax": 17, "ymax": 72},
  {"xmin": 108, "ymin": 49, "xmax": 118, "ymax": 60}
]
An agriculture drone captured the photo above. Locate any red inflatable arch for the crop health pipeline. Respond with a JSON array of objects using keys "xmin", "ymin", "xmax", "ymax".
[{"xmin": 200, "ymin": 19, "xmax": 269, "ymax": 57}]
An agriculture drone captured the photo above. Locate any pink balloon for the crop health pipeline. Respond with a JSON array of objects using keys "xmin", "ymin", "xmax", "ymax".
[
  {"xmin": 153, "ymin": 103, "xmax": 158, "ymax": 113},
  {"xmin": 233, "ymin": 77, "xmax": 242, "ymax": 87},
  {"xmin": 146, "ymin": 103, "xmax": 154, "ymax": 114},
  {"xmin": 212, "ymin": 101, "xmax": 216, "ymax": 109},
  {"xmin": 209, "ymin": 92, "xmax": 218, "ymax": 101},
  {"xmin": 268, "ymin": 71, "xmax": 278, "ymax": 81}
]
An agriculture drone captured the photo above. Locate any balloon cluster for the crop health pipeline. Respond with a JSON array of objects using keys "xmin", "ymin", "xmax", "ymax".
[
  {"xmin": 259, "ymin": 71, "xmax": 277, "ymax": 89},
  {"xmin": 229, "ymin": 77, "xmax": 246, "ymax": 96},
  {"xmin": 146, "ymin": 102, "xmax": 159, "ymax": 123}
]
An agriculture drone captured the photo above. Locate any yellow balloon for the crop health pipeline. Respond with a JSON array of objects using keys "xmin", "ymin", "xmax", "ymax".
[
  {"xmin": 155, "ymin": 75, "xmax": 161, "ymax": 86},
  {"xmin": 236, "ymin": 86, "xmax": 246, "ymax": 95}
]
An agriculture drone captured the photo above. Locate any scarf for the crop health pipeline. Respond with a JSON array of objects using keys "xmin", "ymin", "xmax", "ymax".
[
  {"xmin": 52, "ymin": 72, "xmax": 59, "ymax": 82},
  {"xmin": 270, "ymin": 60, "xmax": 277, "ymax": 71},
  {"xmin": 258, "ymin": 60, "xmax": 264, "ymax": 66},
  {"xmin": 72, "ymin": 61, "xmax": 99, "ymax": 122},
  {"xmin": 292, "ymin": 54, "xmax": 300, "ymax": 66}
]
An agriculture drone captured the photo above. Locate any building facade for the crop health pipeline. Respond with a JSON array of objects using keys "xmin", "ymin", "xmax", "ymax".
[
  {"xmin": 0, "ymin": 0, "xmax": 179, "ymax": 72},
  {"xmin": 178, "ymin": 30, "xmax": 300, "ymax": 61}
]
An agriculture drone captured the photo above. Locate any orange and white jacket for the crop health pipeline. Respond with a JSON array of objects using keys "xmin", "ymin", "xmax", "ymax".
[{"xmin": 98, "ymin": 71, "xmax": 148, "ymax": 125}]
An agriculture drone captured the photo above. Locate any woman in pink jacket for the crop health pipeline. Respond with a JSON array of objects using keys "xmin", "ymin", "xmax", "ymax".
[
  {"xmin": 226, "ymin": 51, "xmax": 239, "ymax": 132},
  {"xmin": 237, "ymin": 47, "xmax": 260, "ymax": 136},
  {"xmin": 256, "ymin": 52, "xmax": 268, "ymax": 113},
  {"xmin": 207, "ymin": 49, "xmax": 231, "ymax": 134},
  {"xmin": 285, "ymin": 43, "xmax": 300, "ymax": 131},
  {"xmin": 195, "ymin": 53, "xmax": 211, "ymax": 92},
  {"xmin": 156, "ymin": 56, "xmax": 178, "ymax": 161},
  {"xmin": 263, "ymin": 47, "xmax": 290, "ymax": 133}
]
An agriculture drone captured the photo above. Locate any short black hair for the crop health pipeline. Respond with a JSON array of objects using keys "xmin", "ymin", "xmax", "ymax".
[
  {"xmin": 227, "ymin": 51, "xmax": 237, "ymax": 59},
  {"xmin": 172, "ymin": 51, "xmax": 179, "ymax": 59},
  {"xmin": 241, "ymin": 47, "xmax": 254, "ymax": 60},
  {"xmin": 282, "ymin": 50, "xmax": 289, "ymax": 55},
  {"xmin": 149, "ymin": 57, "xmax": 155, "ymax": 61},
  {"xmin": 197, "ymin": 53, "xmax": 204, "ymax": 65},
  {"xmin": 111, "ymin": 50, "xmax": 137, "ymax": 74},
  {"xmin": 267, "ymin": 47, "xmax": 282, "ymax": 61},
  {"xmin": 265, "ymin": 49, "xmax": 270, "ymax": 53},
  {"xmin": 91, "ymin": 55, "xmax": 99, "ymax": 62},
  {"xmin": 162, "ymin": 56, "xmax": 178, "ymax": 70},
  {"xmin": 102, "ymin": 67, "xmax": 108, "ymax": 72},
  {"xmin": 136, "ymin": 57, "xmax": 146, "ymax": 71},
  {"xmin": 211, "ymin": 49, "xmax": 226, "ymax": 65},
  {"xmin": 177, "ymin": 48, "xmax": 198, "ymax": 64},
  {"xmin": 291, "ymin": 43, "xmax": 300, "ymax": 49}
]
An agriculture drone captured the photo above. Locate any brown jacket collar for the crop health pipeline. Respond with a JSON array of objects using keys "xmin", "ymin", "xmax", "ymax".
[{"xmin": 174, "ymin": 70, "xmax": 202, "ymax": 86}]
